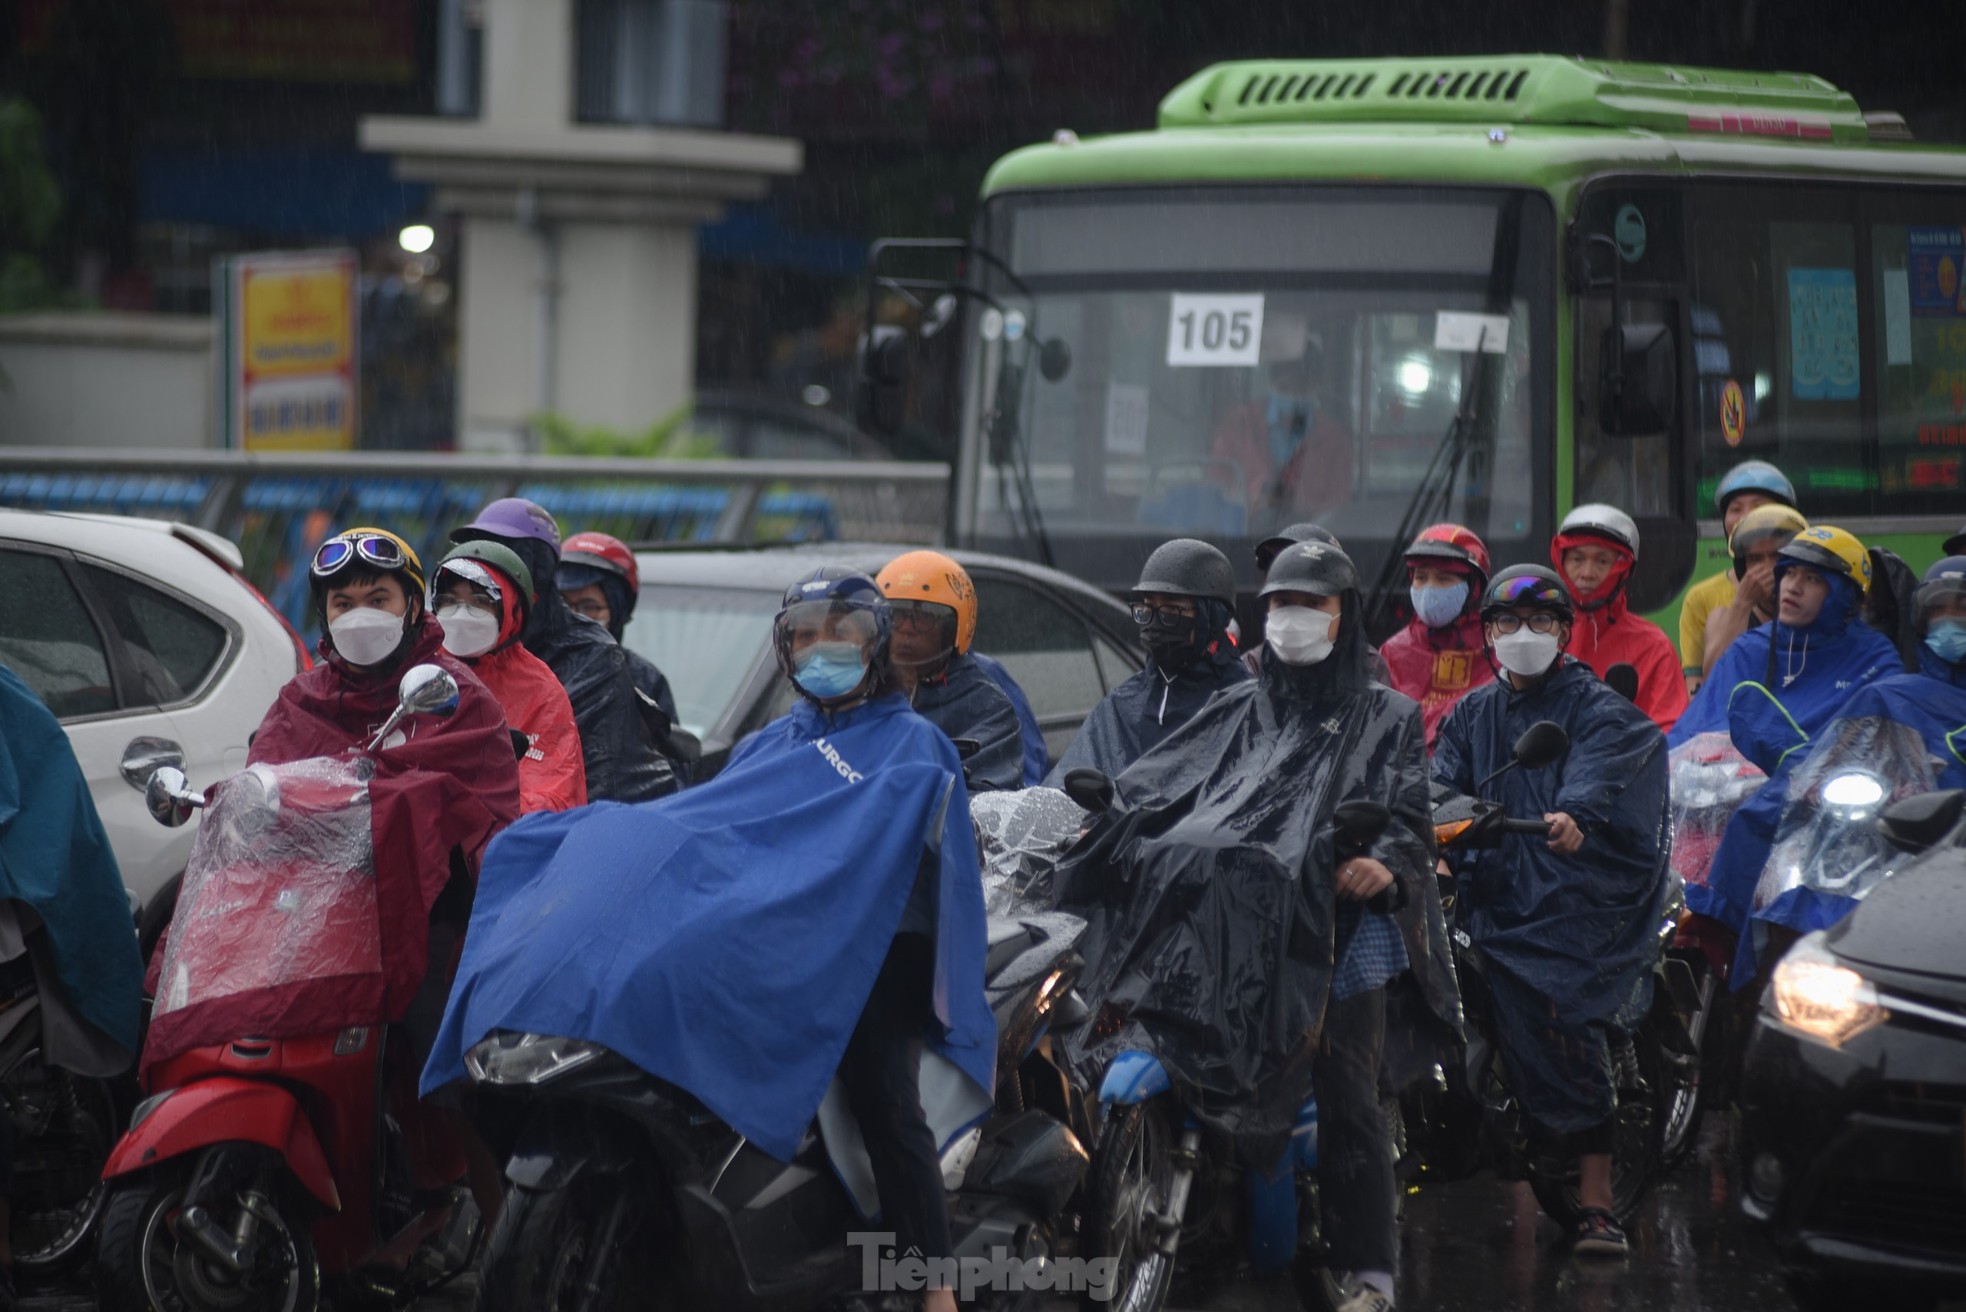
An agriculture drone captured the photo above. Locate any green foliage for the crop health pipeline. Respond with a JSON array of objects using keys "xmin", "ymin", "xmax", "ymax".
[
  {"xmin": 0, "ymin": 99, "xmax": 69, "ymax": 315},
  {"xmin": 531, "ymin": 402, "xmax": 714, "ymax": 459}
]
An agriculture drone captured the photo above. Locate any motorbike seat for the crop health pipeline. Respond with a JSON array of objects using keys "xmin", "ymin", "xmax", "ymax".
[{"xmin": 984, "ymin": 921, "xmax": 1042, "ymax": 979}]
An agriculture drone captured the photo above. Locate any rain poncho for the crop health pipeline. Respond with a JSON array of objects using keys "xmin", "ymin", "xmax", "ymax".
[
  {"xmin": 971, "ymin": 651, "xmax": 1049, "ymax": 786},
  {"xmin": 1045, "ymin": 645, "xmax": 1249, "ymax": 786},
  {"xmin": 1668, "ymin": 578, "xmax": 1902, "ymax": 939},
  {"xmin": 1432, "ymin": 658, "xmax": 1671, "ymax": 1132},
  {"xmin": 144, "ymin": 619, "xmax": 521, "ymax": 1076},
  {"xmin": 504, "ymin": 538, "xmax": 677, "ymax": 804},
  {"xmin": 1742, "ymin": 645, "xmax": 1966, "ymax": 978},
  {"xmin": 1555, "ymin": 535, "xmax": 1689, "ymax": 733},
  {"xmin": 1379, "ymin": 611, "xmax": 1496, "ymax": 750},
  {"xmin": 909, "ymin": 652, "xmax": 1024, "ymax": 793},
  {"xmin": 453, "ymin": 579, "xmax": 587, "ymax": 813},
  {"xmin": 0, "ymin": 662, "xmax": 142, "ymax": 1067},
  {"xmin": 1057, "ymin": 624, "xmax": 1453, "ymax": 1165},
  {"xmin": 421, "ymin": 695, "xmax": 995, "ymax": 1164}
]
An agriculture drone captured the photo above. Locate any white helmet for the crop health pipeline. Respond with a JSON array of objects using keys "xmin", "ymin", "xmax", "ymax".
[{"xmin": 1558, "ymin": 503, "xmax": 1640, "ymax": 558}]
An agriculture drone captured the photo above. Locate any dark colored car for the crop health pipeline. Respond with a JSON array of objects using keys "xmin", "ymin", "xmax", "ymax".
[
  {"xmin": 622, "ymin": 543, "xmax": 1144, "ymax": 775},
  {"xmin": 1737, "ymin": 793, "xmax": 1966, "ymax": 1310}
]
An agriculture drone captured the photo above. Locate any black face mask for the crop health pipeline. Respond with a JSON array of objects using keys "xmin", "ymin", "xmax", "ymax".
[{"xmin": 1139, "ymin": 607, "xmax": 1208, "ymax": 672}]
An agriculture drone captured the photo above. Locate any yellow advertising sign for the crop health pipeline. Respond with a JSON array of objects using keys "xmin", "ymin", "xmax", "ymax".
[{"xmin": 222, "ymin": 250, "xmax": 359, "ymax": 451}]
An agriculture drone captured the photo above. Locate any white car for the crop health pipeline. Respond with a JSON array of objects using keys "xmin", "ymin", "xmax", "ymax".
[{"xmin": 0, "ymin": 511, "xmax": 304, "ymax": 951}]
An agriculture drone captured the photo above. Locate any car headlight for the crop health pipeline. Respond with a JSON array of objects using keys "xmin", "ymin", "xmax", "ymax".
[
  {"xmin": 1769, "ymin": 931, "xmax": 1887, "ymax": 1047},
  {"xmin": 463, "ymin": 1032, "xmax": 606, "ymax": 1086}
]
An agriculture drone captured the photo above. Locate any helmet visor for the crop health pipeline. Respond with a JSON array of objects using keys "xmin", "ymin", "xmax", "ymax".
[
  {"xmin": 434, "ymin": 558, "xmax": 504, "ymax": 606},
  {"xmin": 775, "ymin": 598, "xmax": 882, "ymax": 653}
]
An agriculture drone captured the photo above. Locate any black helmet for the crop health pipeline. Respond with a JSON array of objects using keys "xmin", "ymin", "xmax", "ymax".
[
  {"xmin": 1254, "ymin": 522, "xmax": 1340, "ymax": 573},
  {"xmin": 1259, "ymin": 540, "xmax": 1357, "ymax": 599},
  {"xmin": 1480, "ymin": 564, "xmax": 1575, "ymax": 621},
  {"xmin": 1134, "ymin": 538, "xmax": 1236, "ymax": 607}
]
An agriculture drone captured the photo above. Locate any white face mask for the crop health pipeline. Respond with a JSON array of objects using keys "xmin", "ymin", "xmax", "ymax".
[
  {"xmin": 329, "ymin": 606, "xmax": 408, "ymax": 668},
  {"xmin": 1493, "ymin": 628, "xmax": 1561, "ymax": 679},
  {"xmin": 1266, "ymin": 605, "xmax": 1336, "ymax": 666},
  {"xmin": 436, "ymin": 603, "xmax": 501, "ymax": 659}
]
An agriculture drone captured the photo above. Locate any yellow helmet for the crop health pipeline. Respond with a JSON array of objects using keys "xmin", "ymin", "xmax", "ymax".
[
  {"xmin": 1778, "ymin": 524, "xmax": 1871, "ymax": 595},
  {"xmin": 1726, "ymin": 503, "xmax": 1808, "ymax": 555},
  {"xmin": 310, "ymin": 526, "xmax": 427, "ymax": 595},
  {"xmin": 875, "ymin": 550, "xmax": 978, "ymax": 656}
]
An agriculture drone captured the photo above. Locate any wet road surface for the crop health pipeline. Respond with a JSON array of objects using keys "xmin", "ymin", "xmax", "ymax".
[{"xmin": 29, "ymin": 1115, "xmax": 1958, "ymax": 1311}]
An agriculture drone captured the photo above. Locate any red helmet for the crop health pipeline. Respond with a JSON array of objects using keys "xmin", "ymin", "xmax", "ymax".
[
  {"xmin": 560, "ymin": 531, "xmax": 639, "ymax": 593},
  {"xmin": 1403, "ymin": 523, "xmax": 1491, "ymax": 589}
]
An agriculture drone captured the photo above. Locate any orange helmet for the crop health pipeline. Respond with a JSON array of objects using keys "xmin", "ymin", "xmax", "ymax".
[{"xmin": 875, "ymin": 550, "xmax": 978, "ymax": 656}]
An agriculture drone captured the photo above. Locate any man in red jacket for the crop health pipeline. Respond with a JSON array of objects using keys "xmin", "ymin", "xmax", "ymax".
[
  {"xmin": 1379, "ymin": 523, "xmax": 1496, "ymax": 750},
  {"xmin": 1552, "ymin": 505, "xmax": 1689, "ymax": 732}
]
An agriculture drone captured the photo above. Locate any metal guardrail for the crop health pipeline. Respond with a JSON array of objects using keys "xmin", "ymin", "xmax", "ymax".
[{"xmin": 0, "ymin": 447, "xmax": 949, "ymax": 632}]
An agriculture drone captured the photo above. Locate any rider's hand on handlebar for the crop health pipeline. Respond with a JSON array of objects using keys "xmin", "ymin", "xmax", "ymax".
[
  {"xmin": 1336, "ymin": 857, "xmax": 1396, "ymax": 901},
  {"xmin": 1544, "ymin": 811, "xmax": 1583, "ymax": 855}
]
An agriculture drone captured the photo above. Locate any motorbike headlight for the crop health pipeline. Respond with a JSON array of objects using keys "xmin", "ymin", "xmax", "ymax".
[
  {"xmin": 463, "ymin": 1032, "xmax": 606, "ymax": 1086},
  {"xmin": 1769, "ymin": 932, "xmax": 1887, "ymax": 1048},
  {"xmin": 1820, "ymin": 770, "xmax": 1886, "ymax": 819}
]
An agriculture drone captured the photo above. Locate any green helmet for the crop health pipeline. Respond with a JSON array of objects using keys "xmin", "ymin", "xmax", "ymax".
[{"xmin": 436, "ymin": 540, "xmax": 537, "ymax": 605}]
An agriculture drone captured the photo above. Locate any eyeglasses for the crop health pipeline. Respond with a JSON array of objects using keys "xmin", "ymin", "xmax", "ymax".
[
  {"xmin": 1131, "ymin": 602, "xmax": 1196, "ymax": 626},
  {"xmin": 312, "ymin": 533, "xmax": 406, "ymax": 581},
  {"xmin": 1489, "ymin": 612, "xmax": 1562, "ymax": 635},
  {"xmin": 568, "ymin": 599, "xmax": 610, "ymax": 620}
]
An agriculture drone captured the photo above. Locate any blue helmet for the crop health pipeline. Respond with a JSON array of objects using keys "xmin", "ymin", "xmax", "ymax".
[
  {"xmin": 1915, "ymin": 555, "xmax": 1966, "ymax": 630},
  {"xmin": 773, "ymin": 567, "xmax": 892, "ymax": 704},
  {"xmin": 1714, "ymin": 460, "xmax": 1796, "ymax": 516}
]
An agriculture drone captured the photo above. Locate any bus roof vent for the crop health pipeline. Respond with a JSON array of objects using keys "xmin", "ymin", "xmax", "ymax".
[
  {"xmin": 1160, "ymin": 55, "xmax": 1870, "ymax": 144},
  {"xmin": 1863, "ymin": 111, "xmax": 1914, "ymax": 142}
]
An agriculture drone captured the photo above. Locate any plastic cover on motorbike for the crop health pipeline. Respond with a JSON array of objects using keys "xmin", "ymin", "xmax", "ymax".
[
  {"xmin": 972, "ymin": 786, "xmax": 1086, "ymax": 916},
  {"xmin": 149, "ymin": 760, "xmax": 383, "ymax": 1063},
  {"xmin": 0, "ymin": 662, "xmax": 142, "ymax": 1067},
  {"xmin": 1432, "ymin": 660, "xmax": 1672, "ymax": 1128},
  {"xmin": 421, "ymin": 696, "xmax": 996, "ymax": 1164},
  {"xmin": 1055, "ymin": 669, "xmax": 1452, "ymax": 1164},
  {"xmin": 1667, "ymin": 732, "xmax": 1766, "ymax": 896}
]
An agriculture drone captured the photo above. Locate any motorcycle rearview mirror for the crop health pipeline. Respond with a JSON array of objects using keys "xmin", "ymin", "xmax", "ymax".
[
  {"xmin": 145, "ymin": 767, "xmax": 204, "ymax": 827},
  {"xmin": 1333, "ymin": 800, "xmax": 1393, "ymax": 848},
  {"xmin": 1038, "ymin": 337, "xmax": 1072, "ymax": 383},
  {"xmin": 1876, "ymin": 789, "xmax": 1966, "ymax": 855},
  {"xmin": 1476, "ymin": 720, "xmax": 1570, "ymax": 789},
  {"xmin": 1604, "ymin": 662, "xmax": 1640, "ymax": 704},
  {"xmin": 366, "ymin": 664, "xmax": 461, "ymax": 752},
  {"xmin": 1062, "ymin": 768, "xmax": 1115, "ymax": 815}
]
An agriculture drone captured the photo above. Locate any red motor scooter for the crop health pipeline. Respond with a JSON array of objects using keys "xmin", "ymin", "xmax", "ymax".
[{"xmin": 95, "ymin": 665, "xmax": 480, "ymax": 1312}]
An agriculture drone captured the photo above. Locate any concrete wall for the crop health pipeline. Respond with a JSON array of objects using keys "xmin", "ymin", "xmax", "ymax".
[{"xmin": 0, "ymin": 313, "xmax": 214, "ymax": 448}]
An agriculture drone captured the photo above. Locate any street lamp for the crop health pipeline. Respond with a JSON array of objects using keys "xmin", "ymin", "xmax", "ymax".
[{"xmin": 398, "ymin": 224, "xmax": 436, "ymax": 255}]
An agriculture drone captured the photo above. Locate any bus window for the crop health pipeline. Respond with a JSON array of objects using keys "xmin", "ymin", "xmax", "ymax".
[
  {"xmin": 1687, "ymin": 193, "xmax": 1860, "ymax": 517},
  {"xmin": 1573, "ymin": 295, "xmax": 1677, "ymax": 519},
  {"xmin": 1871, "ymin": 208, "xmax": 1966, "ymax": 513}
]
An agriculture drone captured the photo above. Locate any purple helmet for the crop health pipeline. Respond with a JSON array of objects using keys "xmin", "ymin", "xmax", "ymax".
[{"xmin": 452, "ymin": 498, "xmax": 561, "ymax": 549}]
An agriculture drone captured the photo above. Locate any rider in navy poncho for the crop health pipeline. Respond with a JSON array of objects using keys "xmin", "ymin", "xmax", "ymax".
[
  {"xmin": 1739, "ymin": 555, "xmax": 1966, "ymax": 977},
  {"xmin": 424, "ymin": 570, "xmax": 991, "ymax": 1300},
  {"xmin": 1667, "ymin": 527, "xmax": 1901, "ymax": 970},
  {"xmin": 1046, "ymin": 539, "xmax": 1249, "ymax": 786}
]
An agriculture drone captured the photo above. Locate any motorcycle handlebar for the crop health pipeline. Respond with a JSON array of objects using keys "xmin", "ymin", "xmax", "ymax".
[{"xmin": 1501, "ymin": 817, "xmax": 1555, "ymax": 836}]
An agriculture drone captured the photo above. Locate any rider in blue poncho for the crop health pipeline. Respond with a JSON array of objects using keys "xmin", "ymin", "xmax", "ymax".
[
  {"xmin": 1433, "ymin": 566, "xmax": 1671, "ymax": 1258},
  {"xmin": 1668, "ymin": 527, "xmax": 1902, "ymax": 977},
  {"xmin": 1741, "ymin": 555, "xmax": 1966, "ymax": 977},
  {"xmin": 424, "ymin": 570, "xmax": 990, "ymax": 1312}
]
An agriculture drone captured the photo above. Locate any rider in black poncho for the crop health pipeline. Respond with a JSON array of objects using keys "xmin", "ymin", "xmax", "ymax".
[{"xmin": 1058, "ymin": 542, "xmax": 1455, "ymax": 1305}]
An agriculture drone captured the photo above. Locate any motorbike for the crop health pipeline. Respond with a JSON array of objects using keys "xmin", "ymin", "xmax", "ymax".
[
  {"xmin": 1409, "ymin": 720, "xmax": 1691, "ymax": 1227},
  {"xmin": 94, "ymin": 665, "xmax": 483, "ymax": 1312},
  {"xmin": 0, "ymin": 901, "xmax": 131, "ymax": 1282},
  {"xmin": 460, "ymin": 785, "xmax": 1095, "ymax": 1312},
  {"xmin": 1070, "ymin": 787, "xmax": 1397, "ymax": 1312}
]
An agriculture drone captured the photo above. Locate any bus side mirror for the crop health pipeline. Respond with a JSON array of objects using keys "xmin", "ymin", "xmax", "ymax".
[
  {"xmin": 855, "ymin": 325, "xmax": 912, "ymax": 438},
  {"xmin": 1598, "ymin": 322, "xmax": 1676, "ymax": 436}
]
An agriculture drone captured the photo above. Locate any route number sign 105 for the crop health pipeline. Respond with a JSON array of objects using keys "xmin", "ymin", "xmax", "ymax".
[{"xmin": 1167, "ymin": 294, "xmax": 1265, "ymax": 367}]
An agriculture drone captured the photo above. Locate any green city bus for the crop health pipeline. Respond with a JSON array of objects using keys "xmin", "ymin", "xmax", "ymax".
[{"xmin": 865, "ymin": 54, "xmax": 1966, "ymax": 644}]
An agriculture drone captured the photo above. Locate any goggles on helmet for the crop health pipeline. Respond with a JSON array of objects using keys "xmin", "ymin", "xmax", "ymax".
[
  {"xmin": 1489, "ymin": 574, "xmax": 1569, "ymax": 610},
  {"xmin": 313, "ymin": 533, "xmax": 408, "ymax": 581}
]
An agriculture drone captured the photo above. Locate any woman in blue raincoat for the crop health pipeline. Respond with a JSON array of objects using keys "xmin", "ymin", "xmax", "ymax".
[
  {"xmin": 1433, "ymin": 566, "xmax": 1671, "ymax": 1257},
  {"xmin": 1668, "ymin": 527, "xmax": 1902, "ymax": 972},
  {"xmin": 1741, "ymin": 555, "xmax": 1966, "ymax": 975}
]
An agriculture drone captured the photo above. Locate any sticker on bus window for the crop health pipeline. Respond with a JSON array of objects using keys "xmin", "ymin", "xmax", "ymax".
[
  {"xmin": 1787, "ymin": 268, "xmax": 1859, "ymax": 401},
  {"xmin": 1166, "ymin": 294, "xmax": 1264, "ymax": 367},
  {"xmin": 1104, "ymin": 381, "xmax": 1149, "ymax": 456},
  {"xmin": 1909, "ymin": 228, "xmax": 1966, "ymax": 318},
  {"xmin": 1720, "ymin": 380, "xmax": 1746, "ymax": 447},
  {"xmin": 1434, "ymin": 312, "xmax": 1510, "ymax": 354}
]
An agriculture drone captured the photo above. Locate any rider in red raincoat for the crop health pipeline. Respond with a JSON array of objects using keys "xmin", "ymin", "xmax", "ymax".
[
  {"xmin": 1552, "ymin": 504, "xmax": 1689, "ymax": 733},
  {"xmin": 431, "ymin": 541, "xmax": 587, "ymax": 814},
  {"xmin": 1379, "ymin": 523, "xmax": 1496, "ymax": 750},
  {"xmin": 144, "ymin": 528, "xmax": 522, "ymax": 1076}
]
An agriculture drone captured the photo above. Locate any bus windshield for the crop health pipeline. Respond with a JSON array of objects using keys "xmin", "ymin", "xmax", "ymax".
[{"xmin": 957, "ymin": 185, "xmax": 1555, "ymax": 605}]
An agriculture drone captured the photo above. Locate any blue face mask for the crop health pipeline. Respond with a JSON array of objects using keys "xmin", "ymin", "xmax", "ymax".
[
  {"xmin": 1926, "ymin": 619, "xmax": 1966, "ymax": 666},
  {"xmin": 1410, "ymin": 581, "xmax": 1470, "ymax": 629},
  {"xmin": 793, "ymin": 641, "xmax": 869, "ymax": 700}
]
